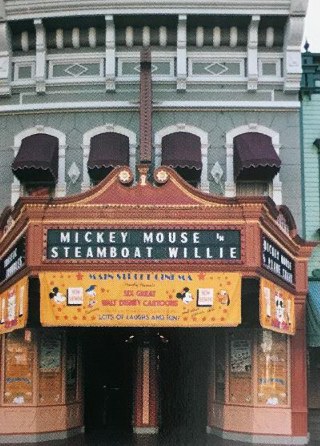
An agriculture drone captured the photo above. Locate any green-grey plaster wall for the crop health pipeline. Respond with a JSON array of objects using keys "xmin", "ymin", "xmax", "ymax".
[
  {"xmin": 301, "ymin": 94, "xmax": 320, "ymax": 275},
  {"xmin": 0, "ymin": 107, "xmax": 302, "ymax": 233}
]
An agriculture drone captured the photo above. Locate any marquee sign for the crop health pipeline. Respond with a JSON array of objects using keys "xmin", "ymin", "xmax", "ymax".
[
  {"xmin": 262, "ymin": 236, "xmax": 294, "ymax": 285},
  {"xmin": 0, "ymin": 237, "xmax": 26, "ymax": 284},
  {"xmin": 39, "ymin": 270, "xmax": 242, "ymax": 328},
  {"xmin": 46, "ymin": 229, "xmax": 241, "ymax": 261}
]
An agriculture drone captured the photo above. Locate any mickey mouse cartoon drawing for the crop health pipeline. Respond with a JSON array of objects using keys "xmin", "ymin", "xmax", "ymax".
[
  {"xmin": 176, "ymin": 287, "xmax": 193, "ymax": 304},
  {"xmin": 49, "ymin": 287, "xmax": 66, "ymax": 304}
]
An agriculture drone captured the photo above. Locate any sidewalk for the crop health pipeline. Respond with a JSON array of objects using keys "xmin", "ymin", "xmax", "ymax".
[{"xmin": 2, "ymin": 431, "xmax": 320, "ymax": 446}]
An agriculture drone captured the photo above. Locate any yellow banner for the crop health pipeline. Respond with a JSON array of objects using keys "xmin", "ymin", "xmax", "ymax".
[
  {"xmin": 40, "ymin": 271, "xmax": 241, "ymax": 327},
  {"xmin": 0, "ymin": 277, "xmax": 28, "ymax": 335},
  {"xmin": 260, "ymin": 278, "xmax": 295, "ymax": 335}
]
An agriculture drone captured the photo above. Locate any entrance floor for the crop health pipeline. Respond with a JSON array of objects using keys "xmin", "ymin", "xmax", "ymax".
[{"xmin": 1, "ymin": 433, "xmax": 319, "ymax": 446}]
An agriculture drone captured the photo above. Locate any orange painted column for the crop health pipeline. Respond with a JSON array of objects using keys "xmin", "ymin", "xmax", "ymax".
[
  {"xmin": 291, "ymin": 258, "xmax": 309, "ymax": 438},
  {"xmin": 133, "ymin": 344, "xmax": 159, "ymax": 434}
]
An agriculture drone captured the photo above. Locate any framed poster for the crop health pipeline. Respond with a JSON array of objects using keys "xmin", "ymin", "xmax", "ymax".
[
  {"xmin": 4, "ymin": 331, "xmax": 34, "ymax": 405},
  {"xmin": 66, "ymin": 335, "xmax": 78, "ymax": 402},
  {"xmin": 228, "ymin": 331, "xmax": 253, "ymax": 405},
  {"xmin": 257, "ymin": 330, "xmax": 288, "ymax": 406},
  {"xmin": 39, "ymin": 331, "xmax": 62, "ymax": 372},
  {"xmin": 39, "ymin": 331, "xmax": 62, "ymax": 405}
]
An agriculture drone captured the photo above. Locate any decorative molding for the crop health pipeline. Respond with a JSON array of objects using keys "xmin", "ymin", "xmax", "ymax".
[
  {"xmin": 3, "ymin": 2, "xmax": 297, "ymax": 21},
  {"xmin": 72, "ymin": 27, "xmax": 80, "ymax": 48},
  {"xmin": 125, "ymin": 26, "xmax": 134, "ymax": 47},
  {"xmin": 213, "ymin": 26, "xmax": 221, "ymax": 48},
  {"xmin": 154, "ymin": 123, "xmax": 209, "ymax": 192},
  {"xmin": 56, "ymin": 28, "xmax": 64, "ymax": 49},
  {"xmin": 88, "ymin": 27, "xmax": 97, "ymax": 48},
  {"xmin": 229, "ymin": 26, "xmax": 238, "ymax": 48},
  {"xmin": 142, "ymin": 26, "xmax": 150, "ymax": 47},
  {"xmin": 196, "ymin": 26, "xmax": 204, "ymax": 48},
  {"xmin": 21, "ymin": 31, "xmax": 29, "ymax": 52},
  {"xmin": 225, "ymin": 123, "xmax": 282, "ymax": 204},
  {"xmin": 159, "ymin": 26, "xmax": 167, "ymax": 47},
  {"xmin": 266, "ymin": 27, "xmax": 274, "ymax": 48}
]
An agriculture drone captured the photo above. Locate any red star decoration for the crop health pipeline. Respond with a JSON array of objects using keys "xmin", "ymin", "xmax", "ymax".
[
  {"xmin": 64, "ymin": 315, "xmax": 68, "ymax": 320},
  {"xmin": 73, "ymin": 316, "xmax": 78, "ymax": 320},
  {"xmin": 183, "ymin": 317, "xmax": 188, "ymax": 321},
  {"xmin": 55, "ymin": 316, "xmax": 60, "ymax": 320},
  {"xmin": 76, "ymin": 272, "xmax": 83, "ymax": 280},
  {"xmin": 82, "ymin": 316, "xmax": 87, "ymax": 321},
  {"xmin": 50, "ymin": 281, "xmax": 55, "ymax": 286},
  {"xmin": 211, "ymin": 317, "xmax": 216, "ymax": 321},
  {"xmin": 198, "ymin": 272, "xmax": 206, "ymax": 280},
  {"xmin": 58, "ymin": 308, "xmax": 62, "ymax": 312},
  {"xmin": 202, "ymin": 317, "xmax": 206, "ymax": 321},
  {"xmin": 227, "ymin": 281, "xmax": 231, "ymax": 285},
  {"xmin": 101, "ymin": 288, "xmax": 105, "ymax": 293},
  {"xmin": 77, "ymin": 308, "xmax": 82, "ymax": 313},
  {"xmin": 60, "ymin": 275, "xmax": 64, "ymax": 279},
  {"xmin": 220, "ymin": 317, "xmax": 225, "ymax": 322},
  {"xmin": 91, "ymin": 316, "xmax": 96, "ymax": 321},
  {"xmin": 168, "ymin": 294, "xmax": 173, "ymax": 299}
]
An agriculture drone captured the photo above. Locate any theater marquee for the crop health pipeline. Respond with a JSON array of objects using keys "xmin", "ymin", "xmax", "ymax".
[{"xmin": 45, "ymin": 229, "xmax": 241, "ymax": 261}]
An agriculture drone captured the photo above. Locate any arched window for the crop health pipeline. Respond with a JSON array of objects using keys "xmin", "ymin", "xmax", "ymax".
[
  {"xmin": 225, "ymin": 124, "xmax": 282, "ymax": 204},
  {"xmin": 82, "ymin": 125, "xmax": 137, "ymax": 191},
  {"xmin": 161, "ymin": 132, "xmax": 202, "ymax": 187},
  {"xmin": 88, "ymin": 132, "xmax": 130, "ymax": 184},
  {"xmin": 154, "ymin": 124, "xmax": 209, "ymax": 191},
  {"xmin": 11, "ymin": 126, "xmax": 67, "ymax": 205}
]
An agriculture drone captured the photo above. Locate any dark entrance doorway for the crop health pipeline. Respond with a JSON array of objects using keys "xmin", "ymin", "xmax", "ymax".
[
  {"xmin": 159, "ymin": 328, "xmax": 211, "ymax": 446},
  {"xmin": 82, "ymin": 328, "xmax": 134, "ymax": 434}
]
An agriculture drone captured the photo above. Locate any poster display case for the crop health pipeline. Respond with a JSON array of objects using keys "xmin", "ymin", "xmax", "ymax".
[
  {"xmin": 4, "ymin": 331, "xmax": 34, "ymax": 405},
  {"xmin": 257, "ymin": 330, "xmax": 289, "ymax": 406},
  {"xmin": 38, "ymin": 330, "xmax": 63, "ymax": 405},
  {"xmin": 228, "ymin": 330, "xmax": 253, "ymax": 404}
]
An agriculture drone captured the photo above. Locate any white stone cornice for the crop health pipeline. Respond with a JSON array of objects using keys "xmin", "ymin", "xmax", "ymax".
[{"xmin": 3, "ymin": 2, "xmax": 296, "ymax": 20}]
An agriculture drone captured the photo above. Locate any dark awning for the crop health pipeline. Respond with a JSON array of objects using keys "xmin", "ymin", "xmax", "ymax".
[
  {"xmin": 88, "ymin": 132, "xmax": 130, "ymax": 182},
  {"xmin": 161, "ymin": 132, "xmax": 202, "ymax": 170},
  {"xmin": 307, "ymin": 281, "xmax": 320, "ymax": 347},
  {"xmin": 12, "ymin": 133, "xmax": 59, "ymax": 183},
  {"xmin": 234, "ymin": 132, "xmax": 281, "ymax": 181}
]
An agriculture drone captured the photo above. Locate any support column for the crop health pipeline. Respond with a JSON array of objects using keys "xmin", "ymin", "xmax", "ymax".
[
  {"xmin": 176, "ymin": 15, "xmax": 187, "ymax": 91},
  {"xmin": 283, "ymin": 16, "xmax": 305, "ymax": 93},
  {"xmin": 290, "ymin": 259, "xmax": 309, "ymax": 439},
  {"xmin": 34, "ymin": 19, "xmax": 46, "ymax": 94},
  {"xmin": 105, "ymin": 15, "xmax": 116, "ymax": 91},
  {"xmin": 133, "ymin": 344, "xmax": 159, "ymax": 434},
  {"xmin": 247, "ymin": 15, "xmax": 260, "ymax": 92},
  {"xmin": 0, "ymin": 21, "xmax": 12, "ymax": 96}
]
